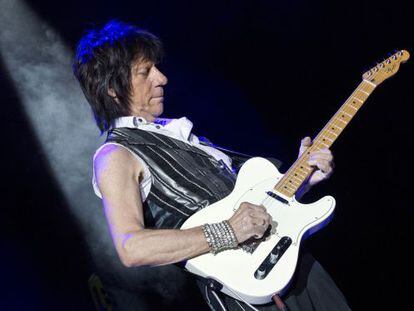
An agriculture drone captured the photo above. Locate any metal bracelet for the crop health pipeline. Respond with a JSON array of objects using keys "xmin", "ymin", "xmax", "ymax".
[{"xmin": 202, "ymin": 221, "xmax": 239, "ymax": 255}]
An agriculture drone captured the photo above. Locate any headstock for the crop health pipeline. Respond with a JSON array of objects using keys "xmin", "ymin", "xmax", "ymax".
[{"xmin": 362, "ymin": 50, "xmax": 410, "ymax": 86}]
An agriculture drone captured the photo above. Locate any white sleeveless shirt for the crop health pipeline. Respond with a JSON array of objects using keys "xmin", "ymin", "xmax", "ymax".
[{"xmin": 92, "ymin": 116, "xmax": 233, "ymax": 201}]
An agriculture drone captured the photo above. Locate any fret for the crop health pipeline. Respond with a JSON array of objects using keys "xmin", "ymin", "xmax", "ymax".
[
  {"xmin": 320, "ymin": 136, "xmax": 333, "ymax": 142},
  {"xmin": 363, "ymin": 79, "xmax": 377, "ymax": 87},
  {"xmin": 331, "ymin": 120, "xmax": 346, "ymax": 128},
  {"xmin": 355, "ymin": 90, "xmax": 369, "ymax": 98},
  {"xmin": 292, "ymin": 171, "xmax": 307, "ymax": 179},
  {"xmin": 288, "ymin": 174, "xmax": 304, "ymax": 183},
  {"xmin": 347, "ymin": 104, "xmax": 358, "ymax": 111},
  {"xmin": 317, "ymin": 141, "xmax": 330, "ymax": 148},
  {"xmin": 278, "ymin": 167, "xmax": 309, "ymax": 190},
  {"xmin": 342, "ymin": 106, "xmax": 356, "ymax": 115},
  {"xmin": 337, "ymin": 111, "xmax": 351, "ymax": 119},
  {"xmin": 352, "ymin": 97, "xmax": 363, "ymax": 103},
  {"xmin": 285, "ymin": 174, "xmax": 303, "ymax": 183},
  {"xmin": 290, "ymin": 171, "xmax": 307, "ymax": 182},
  {"xmin": 280, "ymin": 183, "xmax": 296, "ymax": 192},
  {"xmin": 322, "ymin": 131, "xmax": 337, "ymax": 140},
  {"xmin": 335, "ymin": 117, "xmax": 349, "ymax": 125},
  {"xmin": 298, "ymin": 164, "xmax": 311, "ymax": 173},
  {"xmin": 329, "ymin": 121, "xmax": 341, "ymax": 128},
  {"xmin": 286, "ymin": 179, "xmax": 301, "ymax": 187}
]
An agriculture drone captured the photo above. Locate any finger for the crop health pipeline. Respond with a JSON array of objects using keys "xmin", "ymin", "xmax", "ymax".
[
  {"xmin": 299, "ymin": 136, "xmax": 312, "ymax": 156},
  {"xmin": 301, "ymin": 136, "xmax": 312, "ymax": 147},
  {"xmin": 249, "ymin": 211, "xmax": 268, "ymax": 220},
  {"xmin": 254, "ymin": 214, "xmax": 272, "ymax": 227},
  {"xmin": 309, "ymin": 147, "xmax": 333, "ymax": 155},
  {"xmin": 307, "ymin": 159, "xmax": 332, "ymax": 173},
  {"xmin": 252, "ymin": 217, "xmax": 266, "ymax": 227},
  {"xmin": 247, "ymin": 205, "xmax": 266, "ymax": 214},
  {"xmin": 253, "ymin": 225, "xmax": 268, "ymax": 239},
  {"xmin": 308, "ymin": 152, "xmax": 333, "ymax": 162}
]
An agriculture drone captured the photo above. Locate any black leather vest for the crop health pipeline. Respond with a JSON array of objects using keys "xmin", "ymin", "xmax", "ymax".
[{"xmin": 106, "ymin": 128, "xmax": 240, "ymax": 229}]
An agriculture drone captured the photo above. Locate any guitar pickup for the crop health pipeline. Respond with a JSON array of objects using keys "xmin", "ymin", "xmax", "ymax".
[
  {"xmin": 254, "ymin": 236, "xmax": 292, "ymax": 280},
  {"xmin": 266, "ymin": 191, "xmax": 289, "ymax": 205}
]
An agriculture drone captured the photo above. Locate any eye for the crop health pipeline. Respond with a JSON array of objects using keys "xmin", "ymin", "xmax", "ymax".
[{"xmin": 138, "ymin": 68, "xmax": 150, "ymax": 76}]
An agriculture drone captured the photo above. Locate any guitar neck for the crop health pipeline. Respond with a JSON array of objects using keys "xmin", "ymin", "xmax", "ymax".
[{"xmin": 274, "ymin": 79, "xmax": 377, "ymax": 198}]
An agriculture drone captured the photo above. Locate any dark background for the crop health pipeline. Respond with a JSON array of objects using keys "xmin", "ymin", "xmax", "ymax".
[{"xmin": 1, "ymin": 0, "xmax": 412, "ymax": 310}]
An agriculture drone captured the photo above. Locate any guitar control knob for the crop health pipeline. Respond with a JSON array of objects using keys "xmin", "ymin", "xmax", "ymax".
[
  {"xmin": 269, "ymin": 252, "xmax": 279, "ymax": 264},
  {"xmin": 256, "ymin": 268, "xmax": 266, "ymax": 280},
  {"xmin": 255, "ymin": 262, "xmax": 267, "ymax": 280}
]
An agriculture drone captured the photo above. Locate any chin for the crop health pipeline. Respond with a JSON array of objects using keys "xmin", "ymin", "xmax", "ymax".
[{"xmin": 157, "ymin": 102, "xmax": 164, "ymax": 115}]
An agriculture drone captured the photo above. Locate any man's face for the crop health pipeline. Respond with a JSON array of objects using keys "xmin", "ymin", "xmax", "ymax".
[{"xmin": 128, "ymin": 58, "xmax": 168, "ymax": 121}]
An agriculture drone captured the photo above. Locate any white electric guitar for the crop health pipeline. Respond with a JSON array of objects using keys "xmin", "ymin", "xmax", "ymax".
[{"xmin": 181, "ymin": 50, "xmax": 409, "ymax": 305}]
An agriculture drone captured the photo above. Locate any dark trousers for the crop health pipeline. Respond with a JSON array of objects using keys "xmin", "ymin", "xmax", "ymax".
[{"xmin": 198, "ymin": 253, "xmax": 351, "ymax": 311}]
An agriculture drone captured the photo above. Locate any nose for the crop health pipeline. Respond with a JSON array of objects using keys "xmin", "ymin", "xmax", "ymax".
[{"xmin": 152, "ymin": 66, "xmax": 168, "ymax": 86}]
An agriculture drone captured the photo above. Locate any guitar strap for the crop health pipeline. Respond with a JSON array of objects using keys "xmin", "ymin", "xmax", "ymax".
[{"xmin": 198, "ymin": 136, "xmax": 283, "ymax": 173}]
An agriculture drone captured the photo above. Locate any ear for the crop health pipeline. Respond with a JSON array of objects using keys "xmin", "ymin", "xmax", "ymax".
[
  {"xmin": 108, "ymin": 88, "xmax": 116, "ymax": 98},
  {"xmin": 107, "ymin": 88, "xmax": 119, "ymax": 103}
]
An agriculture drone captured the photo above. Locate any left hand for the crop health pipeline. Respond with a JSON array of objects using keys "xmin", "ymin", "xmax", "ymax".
[{"xmin": 299, "ymin": 136, "xmax": 334, "ymax": 187}]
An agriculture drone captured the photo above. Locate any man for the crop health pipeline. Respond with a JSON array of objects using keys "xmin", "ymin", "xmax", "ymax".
[{"xmin": 73, "ymin": 20, "xmax": 350, "ymax": 310}]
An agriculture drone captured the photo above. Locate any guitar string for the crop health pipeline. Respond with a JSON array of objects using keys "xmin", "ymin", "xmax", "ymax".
[
  {"xmin": 271, "ymin": 80, "xmax": 374, "ymax": 202},
  {"xmin": 280, "ymin": 80, "xmax": 371, "ymax": 186}
]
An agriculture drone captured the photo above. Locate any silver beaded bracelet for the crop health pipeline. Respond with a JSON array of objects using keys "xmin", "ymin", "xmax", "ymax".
[{"xmin": 202, "ymin": 220, "xmax": 239, "ymax": 255}]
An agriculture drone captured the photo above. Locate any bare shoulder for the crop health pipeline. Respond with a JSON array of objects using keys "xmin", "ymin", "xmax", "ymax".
[{"xmin": 94, "ymin": 144, "xmax": 143, "ymax": 187}]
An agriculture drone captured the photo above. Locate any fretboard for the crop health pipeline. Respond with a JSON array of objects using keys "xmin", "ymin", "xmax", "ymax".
[{"xmin": 274, "ymin": 79, "xmax": 376, "ymax": 198}]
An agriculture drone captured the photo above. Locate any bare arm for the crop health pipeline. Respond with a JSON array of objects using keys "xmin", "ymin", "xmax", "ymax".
[
  {"xmin": 95, "ymin": 144, "xmax": 210, "ymax": 267},
  {"xmin": 95, "ymin": 144, "xmax": 271, "ymax": 267}
]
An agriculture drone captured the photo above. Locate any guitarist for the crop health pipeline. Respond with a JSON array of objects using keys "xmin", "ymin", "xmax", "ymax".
[{"xmin": 73, "ymin": 20, "xmax": 351, "ymax": 311}]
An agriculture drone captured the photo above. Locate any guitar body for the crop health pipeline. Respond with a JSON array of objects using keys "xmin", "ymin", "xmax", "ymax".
[{"xmin": 181, "ymin": 157, "xmax": 335, "ymax": 305}]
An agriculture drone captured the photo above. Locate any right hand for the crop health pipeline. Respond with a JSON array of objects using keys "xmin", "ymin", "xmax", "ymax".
[{"xmin": 228, "ymin": 202, "xmax": 272, "ymax": 244}]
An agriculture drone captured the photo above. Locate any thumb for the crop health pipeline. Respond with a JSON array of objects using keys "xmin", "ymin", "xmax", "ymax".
[{"xmin": 299, "ymin": 136, "xmax": 312, "ymax": 157}]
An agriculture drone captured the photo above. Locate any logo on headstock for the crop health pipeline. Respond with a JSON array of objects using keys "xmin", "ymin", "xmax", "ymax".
[{"xmin": 386, "ymin": 64, "xmax": 396, "ymax": 73}]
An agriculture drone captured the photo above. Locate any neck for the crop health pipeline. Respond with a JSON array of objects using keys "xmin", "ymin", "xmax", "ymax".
[{"xmin": 274, "ymin": 79, "xmax": 376, "ymax": 199}]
